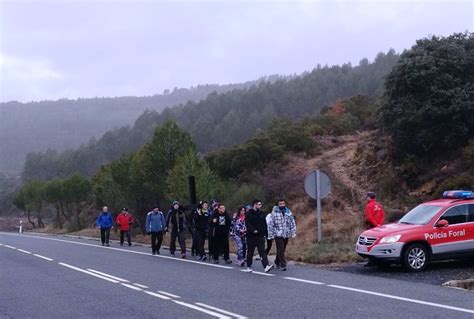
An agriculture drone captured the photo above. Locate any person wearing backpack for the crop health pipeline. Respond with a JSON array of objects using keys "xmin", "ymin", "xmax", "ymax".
[
  {"xmin": 166, "ymin": 201, "xmax": 187, "ymax": 258},
  {"xmin": 146, "ymin": 206, "xmax": 166, "ymax": 255}
]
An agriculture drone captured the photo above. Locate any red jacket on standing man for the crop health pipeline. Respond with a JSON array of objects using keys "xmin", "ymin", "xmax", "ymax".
[{"xmin": 365, "ymin": 192, "xmax": 385, "ymax": 228}]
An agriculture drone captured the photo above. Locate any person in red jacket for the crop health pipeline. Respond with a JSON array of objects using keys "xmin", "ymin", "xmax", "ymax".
[
  {"xmin": 116, "ymin": 208, "xmax": 134, "ymax": 246},
  {"xmin": 364, "ymin": 192, "xmax": 385, "ymax": 267},
  {"xmin": 364, "ymin": 192, "xmax": 385, "ymax": 229}
]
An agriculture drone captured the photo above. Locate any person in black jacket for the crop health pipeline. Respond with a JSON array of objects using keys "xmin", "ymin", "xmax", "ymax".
[
  {"xmin": 193, "ymin": 201, "xmax": 210, "ymax": 261},
  {"xmin": 209, "ymin": 203, "xmax": 232, "ymax": 264},
  {"xmin": 245, "ymin": 199, "xmax": 274, "ymax": 273},
  {"xmin": 166, "ymin": 201, "xmax": 187, "ymax": 258}
]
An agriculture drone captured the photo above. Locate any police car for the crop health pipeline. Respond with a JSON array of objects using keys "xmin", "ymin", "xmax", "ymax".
[{"xmin": 356, "ymin": 190, "xmax": 474, "ymax": 271}]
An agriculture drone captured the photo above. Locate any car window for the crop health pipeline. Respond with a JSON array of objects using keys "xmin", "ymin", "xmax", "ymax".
[
  {"xmin": 398, "ymin": 205, "xmax": 443, "ymax": 225},
  {"xmin": 468, "ymin": 204, "xmax": 474, "ymax": 222},
  {"xmin": 440, "ymin": 204, "xmax": 468, "ymax": 225}
]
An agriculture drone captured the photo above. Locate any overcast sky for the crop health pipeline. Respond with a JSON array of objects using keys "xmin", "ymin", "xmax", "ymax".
[{"xmin": 0, "ymin": 0, "xmax": 472, "ymax": 103}]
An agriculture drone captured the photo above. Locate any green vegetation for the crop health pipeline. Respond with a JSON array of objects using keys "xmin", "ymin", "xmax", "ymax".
[{"xmin": 21, "ymin": 51, "xmax": 398, "ymax": 181}]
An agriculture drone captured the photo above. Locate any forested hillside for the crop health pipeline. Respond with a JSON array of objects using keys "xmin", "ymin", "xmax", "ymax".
[
  {"xmin": 0, "ymin": 80, "xmax": 267, "ymax": 174},
  {"xmin": 22, "ymin": 50, "xmax": 399, "ymax": 181}
]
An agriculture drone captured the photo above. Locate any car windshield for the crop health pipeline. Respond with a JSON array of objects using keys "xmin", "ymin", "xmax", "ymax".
[{"xmin": 398, "ymin": 204, "xmax": 443, "ymax": 225}]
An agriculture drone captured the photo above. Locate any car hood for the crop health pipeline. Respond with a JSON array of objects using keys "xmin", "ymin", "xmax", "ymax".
[{"xmin": 361, "ymin": 223, "xmax": 425, "ymax": 237}]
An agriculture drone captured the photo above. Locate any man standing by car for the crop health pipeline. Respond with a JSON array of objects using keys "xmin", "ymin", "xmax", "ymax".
[
  {"xmin": 364, "ymin": 192, "xmax": 385, "ymax": 267},
  {"xmin": 365, "ymin": 192, "xmax": 385, "ymax": 229},
  {"xmin": 116, "ymin": 208, "xmax": 134, "ymax": 246},
  {"xmin": 245, "ymin": 199, "xmax": 274, "ymax": 273}
]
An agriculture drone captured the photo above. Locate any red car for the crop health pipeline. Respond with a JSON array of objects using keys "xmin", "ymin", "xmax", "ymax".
[{"xmin": 356, "ymin": 190, "xmax": 474, "ymax": 271}]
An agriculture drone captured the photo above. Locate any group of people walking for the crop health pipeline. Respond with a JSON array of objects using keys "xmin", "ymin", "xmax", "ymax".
[{"xmin": 96, "ymin": 198, "xmax": 297, "ymax": 273}]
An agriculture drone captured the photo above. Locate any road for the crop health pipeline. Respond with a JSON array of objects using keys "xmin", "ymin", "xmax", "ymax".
[{"xmin": 1, "ymin": 232, "xmax": 473, "ymax": 318}]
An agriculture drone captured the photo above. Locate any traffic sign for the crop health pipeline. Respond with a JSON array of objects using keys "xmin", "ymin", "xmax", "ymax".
[{"xmin": 304, "ymin": 170, "xmax": 331, "ymax": 242}]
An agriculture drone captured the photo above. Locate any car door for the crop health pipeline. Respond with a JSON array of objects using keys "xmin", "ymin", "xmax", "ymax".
[{"xmin": 431, "ymin": 204, "xmax": 471, "ymax": 255}]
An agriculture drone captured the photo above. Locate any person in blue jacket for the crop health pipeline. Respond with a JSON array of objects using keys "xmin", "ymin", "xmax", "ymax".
[
  {"xmin": 146, "ymin": 206, "xmax": 166, "ymax": 255},
  {"xmin": 96, "ymin": 206, "xmax": 113, "ymax": 246}
]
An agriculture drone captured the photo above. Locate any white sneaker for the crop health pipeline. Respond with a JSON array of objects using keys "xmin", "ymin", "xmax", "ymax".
[
  {"xmin": 264, "ymin": 264, "xmax": 274, "ymax": 273},
  {"xmin": 244, "ymin": 267, "xmax": 253, "ymax": 273}
]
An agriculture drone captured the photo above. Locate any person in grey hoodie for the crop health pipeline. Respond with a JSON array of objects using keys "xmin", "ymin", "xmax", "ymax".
[{"xmin": 146, "ymin": 206, "xmax": 166, "ymax": 255}]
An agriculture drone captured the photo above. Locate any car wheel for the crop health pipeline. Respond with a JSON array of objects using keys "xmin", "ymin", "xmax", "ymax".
[{"xmin": 403, "ymin": 243, "xmax": 430, "ymax": 272}]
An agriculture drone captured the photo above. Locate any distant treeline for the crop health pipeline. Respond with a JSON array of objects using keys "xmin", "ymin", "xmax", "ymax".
[
  {"xmin": 22, "ymin": 50, "xmax": 399, "ymax": 182},
  {"xmin": 0, "ymin": 79, "xmax": 270, "ymax": 174}
]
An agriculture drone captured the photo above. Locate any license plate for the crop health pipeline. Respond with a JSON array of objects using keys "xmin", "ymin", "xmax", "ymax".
[{"xmin": 356, "ymin": 244, "xmax": 368, "ymax": 253}]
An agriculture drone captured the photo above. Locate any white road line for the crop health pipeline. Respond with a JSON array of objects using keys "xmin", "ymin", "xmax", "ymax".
[
  {"xmin": 8, "ymin": 234, "xmax": 233, "ymax": 270},
  {"xmin": 0, "ymin": 243, "xmax": 4, "ymax": 246},
  {"xmin": 121, "ymin": 283, "xmax": 143, "ymax": 291},
  {"xmin": 33, "ymin": 254, "xmax": 53, "ymax": 261},
  {"xmin": 328, "ymin": 285, "xmax": 474, "ymax": 315},
  {"xmin": 58, "ymin": 263, "xmax": 119, "ymax": 283},
  {"xmin": 157, "ymin": 291, "xmax": 181, "ymax": 299},
  {"xmin": 251, "ymin": 271, "xmax": 275, "ymax": 277},
  {"xmin": 133, "ymin": 283, "xmax": 149, "ymax": 289},
  {"xmin": 17, "ymin": 249, "xmax": 32, "ymax": 254},
  {"xmin": 4, "ymin": 245, "xmax": 16, "ymax": 249},
  {"xmin": 172, "ymin": 300, "xmax": 232, "ymax": 319},
  {"xmin": 195, "ymin": 302, "xmax": 248, "ymax": 319},
  {"xmin": 144, "ymin": 291, "xmax": 172, "ymax": 300},
  {"xmin": 284, "ymin": 277, "xmax": 324, "ymax": 285},
  {"xmin": 87, "ymin": 269, "xmax": 130, "ymax": 282}
]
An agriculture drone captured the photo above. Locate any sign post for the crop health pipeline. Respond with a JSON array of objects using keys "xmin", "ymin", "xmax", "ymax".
[{"xmin": 304, "ymin": 170, "xmax": 331, "ymax": 242}]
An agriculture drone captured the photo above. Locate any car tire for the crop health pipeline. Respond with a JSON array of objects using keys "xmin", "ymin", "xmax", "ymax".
[{"xmin": 403, "ymin": 243, "xmax": 430, "ymax": 272}]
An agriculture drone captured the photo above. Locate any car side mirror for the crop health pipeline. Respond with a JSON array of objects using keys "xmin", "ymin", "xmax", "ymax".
[{"xmin": 435, "ymin": 219, "xmax": 449, "ymax": 228}]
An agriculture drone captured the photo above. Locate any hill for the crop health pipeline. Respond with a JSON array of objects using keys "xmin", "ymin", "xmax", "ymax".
[
  {"xmin": 0, "ymin": 79, "xmax": 268, "ymax": 174},
  {"xmin": 21, "ymin": 50, "xmax": 399, "ymax": 181}
]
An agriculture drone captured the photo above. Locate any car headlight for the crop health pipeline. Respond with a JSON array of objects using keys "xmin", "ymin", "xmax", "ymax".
[{"xmin": 379, "ymin": 235, "xmax": 401, "ymax": 244}]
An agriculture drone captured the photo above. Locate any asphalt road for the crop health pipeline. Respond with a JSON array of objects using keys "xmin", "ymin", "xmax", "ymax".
[{"xmin": 1, "ymin": 232, "xmax": 473, "ymax": 319}]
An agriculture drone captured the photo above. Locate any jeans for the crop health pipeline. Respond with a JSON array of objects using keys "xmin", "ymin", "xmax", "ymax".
[
  {"xmin": 246, "ymin": 236, "xmax": 268, "ymax": 268},
  {"xmin": 120, "ymin": 230, "xmax": 131, "ymax": 245},
  {"xmin": 170, "ymin": 231, "xmax": 186, "ymax": 255},
  {"xmin": 274, "ymin": 237, "xmax": 289, "ymax": 268},
  {"xmin": 100, "ymin": 227, "xmax": 111, "ymax": 245},
  {"xmin": 150, "ymin": 231, "xmax": 163, "ymax": 254}
]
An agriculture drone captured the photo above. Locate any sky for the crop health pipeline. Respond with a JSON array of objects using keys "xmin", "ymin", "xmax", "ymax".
[{"xmin": 0, "ymin": 0, "xmax": 472, "ymax": 103}]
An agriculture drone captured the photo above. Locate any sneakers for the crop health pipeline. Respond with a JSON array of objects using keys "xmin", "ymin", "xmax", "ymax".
[
  {"xmin": 244, "ymin": 267, "xmax": 253, "ymax": 273},
  {"xmin": 225, "ymin": 259, "xmax": 232, "ymax": 264},
  {"xmin": 214, "ymin": 260, "xmax": 219, "ymax": 264},
  {"xmin": 170, "ymin": 253, "xmax": 175, "ymax": 257},
  {"xmin": 181, "ymin": 254, "xmax": 186, "ymax": 259},
  {"xmin": 280, "ymin": 267, "xmax": 287, "ymax": 271},
  {"xmin": 264, "ymin": 264, "xmax": 274, "ymax": 273},
  {"xmin": 152, "ymin": 251, "xmax": 156, "ymax": 255},
  {"xmin": 235, "ymin": 260, "xmax": 245, "ymax": 267},
  {"xmin": 128, "ymin": 243, "xmax": 132, "ymax": 247},
  {"xmin": 106, "ymin": 244, "xmax": 110, "ymax": 247}
]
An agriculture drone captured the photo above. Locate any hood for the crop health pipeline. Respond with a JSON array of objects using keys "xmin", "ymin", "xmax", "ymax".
[{"xmin": 362, "ymin": 223, "xmax": 424, "ymax": 237}]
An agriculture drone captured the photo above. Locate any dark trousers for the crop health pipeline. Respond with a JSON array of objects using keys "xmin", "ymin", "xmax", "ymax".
[
  {"xmin": 150, "ymin": 231, "xmax": 163, "ymax": 254},
  {"xmin": 195, "ymin": 229, "xmax": 207, "ymax": 257},
  {"xmin": 100, "ymin": 227, "xmax": 111, "ymax": 244},
  {"xmin": 170, "ymin": 231, "xmax": 186, "ymax": 255},
  {"xmin": 265, "ymin": 238, "xmax": 273, "ymax": 255},
  {"xmin": 120, "ymin": 230, "xmax": 131, "ymax": 245},
  {"xmin": 246, "ymin": 236, "xmax": 268, "ymax": 268},
  {"xmin": 212, "ymin": 234, "xmax": 230, "ymax": 261},
  {"xmin": 274, "ymin": 237, "xmax": 289, "ymax": 268},
  {"xmin": 190, "ymin": 229, "xmax": 197, "ymax": 255}
]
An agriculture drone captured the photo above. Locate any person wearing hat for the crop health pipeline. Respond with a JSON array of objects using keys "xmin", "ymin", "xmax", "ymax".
[
  {"xmin": 146, "ymin": 206, "xmax": 166, "ymax": 255},
  {"xmin": 116, "ymin": 208, "xmax": 134, "ymax": 246},
  {"xmin": 365, "ymin": 192, "xmax": 385, "ymax": 229},
  {"xmin": 166, "ymin": 201, "xmax": 187, "ymax": 258}
]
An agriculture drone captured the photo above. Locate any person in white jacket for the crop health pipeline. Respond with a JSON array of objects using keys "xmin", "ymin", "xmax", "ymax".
[{"xmin": 266, "ymin": 199, "xmax": 296, "ymax": 271}]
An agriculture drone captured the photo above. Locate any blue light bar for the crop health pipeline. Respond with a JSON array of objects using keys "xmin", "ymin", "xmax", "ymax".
[{"xmin": 442, "ymin": 190, "xmax": 474, "ymax": 199}]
